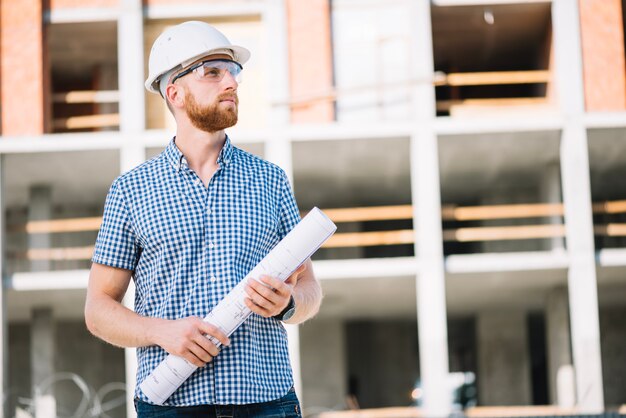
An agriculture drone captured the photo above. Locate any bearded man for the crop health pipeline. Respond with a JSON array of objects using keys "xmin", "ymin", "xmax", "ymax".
[{"xmin": 84, "ymin": 21, "xmax": 321, "ymax": 417}]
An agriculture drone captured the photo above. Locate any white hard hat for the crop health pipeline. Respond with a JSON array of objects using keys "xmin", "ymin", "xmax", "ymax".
[{"xmin": 145, "ymin": 21, "xmax": 251, "ymax": 96}]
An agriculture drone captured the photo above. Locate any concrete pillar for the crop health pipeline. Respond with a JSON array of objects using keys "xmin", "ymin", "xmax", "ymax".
[
  {"xmin": 552, "ymin": 0, "xmax": 604, "ymax": 411},
  {"xmin": 286, "ymin": 0, "xmax": 334, "ymax": 123},
  {"xmin": 477, "ymin": 311, "xmax": 531, "ymax": 406},
  {"xmin": 0, "ymin": 0, "xmax": 50, "ymax": 135},
  {"xmin": 118, "ymin": 0, "xmax": 145, "ymax": 133},
  {"xmin": 540, "ymin": 164, "xmax": 565, "ymax": 251},
  {"xmin": 0, "ymin": 157, "xmax": 7, "ymax": 418},
  {"xmin": 31, "ymin": 308, "xmax": 56, "ymax": 418},
  {"xmin": 578, "ymin": 0, "xmax": 626, "ymax": 111},
  {"xmin": 120, "ymin": 121, "xmax": 145, "ymax": 418},
  {"xmin": 409, "ymin": 1, "xmax": 450, "ymax": 416},
  {"xmin": 28, "ymin": 186, "xmax": 52, "ymax": 272},
  {"xmin": 546, "ymin": 287, "xmax": 575, "ymax": 407},
  {"xmin": 300, "ymin": 319, "xmax": 346, "ymax": 411},
  {"xmin": 264, "ymin": 0, "xmax": 304, "ymax": 400}
]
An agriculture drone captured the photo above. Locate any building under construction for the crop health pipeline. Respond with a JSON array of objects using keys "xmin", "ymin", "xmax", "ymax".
[{"xmin": 0, "ymin": 0, "xmax": 625, "ymax": 417}]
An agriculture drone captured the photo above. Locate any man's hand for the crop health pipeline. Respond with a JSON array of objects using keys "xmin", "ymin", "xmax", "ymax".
[
  {"xmin": 244, "ymin": 264, "xmax": 306, "ymax": 317},
  {"xmin": 151, "ymin": 317, "xmax": 230, "ymax": 367}
]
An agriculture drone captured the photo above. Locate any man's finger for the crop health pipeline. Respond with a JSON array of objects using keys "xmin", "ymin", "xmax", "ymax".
[{"xmin": 198, "ymin": 322, "xmax": 230, "ymax": 347}]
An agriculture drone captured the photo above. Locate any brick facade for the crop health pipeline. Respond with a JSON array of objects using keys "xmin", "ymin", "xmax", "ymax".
[
  {"xmin": 286, "ymin": 0, "xmax": 334, "ymax": 123},
  {"xmin": 1, "ymin": 0, "xmax": 49, "ymax": 135},
  {"xmin": 578, "ymin": 0, "xmax": 626, "ymax": 111}
]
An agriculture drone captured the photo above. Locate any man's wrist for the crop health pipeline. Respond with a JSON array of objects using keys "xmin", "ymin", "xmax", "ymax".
[{"xmin": 274, "ymin": 295, "xmax": 296, "ymax": 321}]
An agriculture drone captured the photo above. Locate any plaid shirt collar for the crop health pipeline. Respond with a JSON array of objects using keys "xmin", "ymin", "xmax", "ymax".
[{"xmin": 164, "ymin": 135, "xmax": 235, "ymax": 173}]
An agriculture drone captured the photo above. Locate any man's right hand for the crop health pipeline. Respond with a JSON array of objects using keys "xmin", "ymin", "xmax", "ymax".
[{"xmin": 151, "ymin": 317, "xmax": 230, "ymax": 367}]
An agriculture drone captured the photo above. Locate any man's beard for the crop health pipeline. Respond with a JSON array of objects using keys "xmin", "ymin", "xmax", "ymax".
[{"xmin": 184, "ymin": 89, "xmax": 239, "ymax": 133}]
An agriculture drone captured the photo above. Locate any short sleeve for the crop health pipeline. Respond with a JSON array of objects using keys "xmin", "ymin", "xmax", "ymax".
[
  {"xmin": 277, "ymin": 171, "xmax": 301, "ymax": 240},
  {"xmin": 92, "ymin": 179, "xmax": 140, "ymax": 271}
]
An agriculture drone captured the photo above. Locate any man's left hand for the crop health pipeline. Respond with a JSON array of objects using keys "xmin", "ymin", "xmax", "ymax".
[{"xmin": 244, "ymin": 264, "xmax": 306, "ymax": 317}]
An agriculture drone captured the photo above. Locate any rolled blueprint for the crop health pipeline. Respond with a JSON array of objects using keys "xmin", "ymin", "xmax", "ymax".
[{"xmin": 139, "ymin": 207, "xmax": 337, "ymax": 405}]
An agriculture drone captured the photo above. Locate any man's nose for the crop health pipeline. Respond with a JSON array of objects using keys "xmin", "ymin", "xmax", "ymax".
[{"xmin": 221, "ymin": 71, "xmax": 239, "ymax": 89}]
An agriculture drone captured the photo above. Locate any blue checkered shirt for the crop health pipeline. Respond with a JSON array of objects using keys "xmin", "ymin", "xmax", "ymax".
[{"xmin": 92, "ymin": 137, "xmax": 301, "ymax": 406}]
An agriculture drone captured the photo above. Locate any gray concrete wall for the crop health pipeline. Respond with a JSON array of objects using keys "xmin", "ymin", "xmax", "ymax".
[
  {"xmin": 9, "ymin": 321, "xmax": 126, "ymax": 418},
  {"xmin": 599, "ymin": 306, "xmax": 626, "ymax": 407},
  {"xmin": 300, "ymin": 318, "xmax": 347, "ymax": 414},
  {"xmin": 477, "ymin": 311, "xmax": 531, "ymax": 406}
]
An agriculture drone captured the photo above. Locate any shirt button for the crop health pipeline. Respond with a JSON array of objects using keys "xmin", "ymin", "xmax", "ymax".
[
  {"xmin": 208, "ymin": 242, "xmax": 215, "ymax": 249},
  {"xmin": 207, "ymin": 208, "xmax": 212, "ymax": 215},
  {"xmin": 194, "ymin": 179, "xmax": 201, "ymax": 186},
  {"xmin": 210, "ymin": 276, "xmax": 217, "ymax": 283}
]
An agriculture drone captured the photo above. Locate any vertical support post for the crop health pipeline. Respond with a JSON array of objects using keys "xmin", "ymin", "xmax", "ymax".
[
  {"xmin": 409, "ymin": 1, "xmax": 450, "ymax": 416},
  {"xmin": 118, "ymin": 2, "xmax": 145, "ymax": 415},
  {"xmin": 118, "ymin": 0, "xmax": 145, "ymax": 134},
  {"xmin": 28, "ymin": 186, "xmax": 52, "ymax": 272},
  {"xmin": 264, "ymin": 0, "xmax": 303, "ymax": 401},
  {"xmin": 546, "ymin": 287, "xmax": 575, "ymax": 407},
  {"xmin": 31, "ymin": 308, "xmax": 56, "ymax": 418},
  {"xmin": 552, "ymin": 0, "xmax": 604, "ymax": 412}
]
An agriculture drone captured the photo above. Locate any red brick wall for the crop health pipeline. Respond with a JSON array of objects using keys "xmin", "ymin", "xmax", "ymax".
[
  {"xmin": 1, "ymin": 0, "xmax": 49, "ymax": 135},
  {"xmin": 287, "ymin": 0, "xmax": 334, "ymax": 123},
  {"xmin": 578, "ymin": 0, "xmax": 626, "ymax": 111}
]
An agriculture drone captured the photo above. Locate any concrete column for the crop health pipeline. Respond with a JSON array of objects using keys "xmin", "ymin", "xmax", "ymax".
[
  {"xmin": 300, "ymin": 319, "xmax": 346, "ymax": 411},
  {"xmin": 118, "ymin": 0, "xmax": 145, "ymax": 133},
  {"xmin": 409, "ymin": 1, "xmax": 450, "ymax": 416},
  {"xmin": 0, "ymin": 0, "xmax": 50, "ymax": 135},
  {"xmin": 264, "ymin": 0, "xmax": 304, "ymax": 400},
  {"xmin": 552, "ymin": 0, "xmax": 604, "ymax": 411},
  {"xmin": 120, "ymin": 139, "xmax": 144, "ymax": 418},
  {"xmin": 540, "ymin": 164, "xmax": 565, "ymax": 251},
  {"xmin": 0, "ymin": 156, "xmax": 7, "ymax": 418},
  {"xmin": 546, "ymin": 287, "xmax": 575, "ymax": 407},
  {"xmin": 477, "ymin": 311, "xmax": 531, "ymax": 405},
  {"xmin": 31, "ymin": 308, "xmax": 56, "ymax": 418},
  {"xmin": 28, "ymin": 186, "xmax": 52, "ymax": 272}
]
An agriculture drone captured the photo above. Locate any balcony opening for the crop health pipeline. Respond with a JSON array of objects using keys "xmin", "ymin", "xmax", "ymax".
[
  {"xmin": 438, "ymin": 130, "xmax": 564, "ymax": 256},
  {"xmin": 48, "ymin": 22, "xmax": 119, "ymax": 133},
  {"xmin": 293, "ymin": 137, "xmax": 413, "ymax": 260},
  {"xmin": 431, "ymin": 3, "xmax": 554, "ymax": 117}
]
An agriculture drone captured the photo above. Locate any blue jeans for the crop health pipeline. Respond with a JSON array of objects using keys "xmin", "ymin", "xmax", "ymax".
[{"xmin": 135, "ymin": 387, "xmax": 302, "ymax": 417}]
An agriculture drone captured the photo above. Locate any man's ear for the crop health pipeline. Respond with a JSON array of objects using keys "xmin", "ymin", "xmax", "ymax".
[{"xmin": 165, "ymin": 83, "xmax": 184, "ymax": 109}]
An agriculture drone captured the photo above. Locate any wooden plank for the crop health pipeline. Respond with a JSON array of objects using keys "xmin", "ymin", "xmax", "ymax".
[
  {"xmin": 53, "ymin": 113, "xmax": 120, "ymax": 130},
  {"xmin": 465, "ymin": 406, "xmax": 579, "ymax": 417},
  {"xmin": 319, "ymin": 407, "xmax": 424, "ymax": 418},
  {"xmin": 26, "ymin": 217, "xmax": 102, "ymax": 234},
  {"xmin": 441, "ymin": 203, "xmax": 564, "ymax": 221},
  {"xmin": 442, "ymin": 224, "xmax": 566, "ymax": 242},
  {"xmin": 594, "ymin": 223, "xmax": 626, "ymax": 236},
  {"xmin": 18, "ymin": 246, "xmax": 95, "ymax": 261},
  {"xmin": 439, "ymin": 70, "xmax": 551, "ymax": 87},
  {"xmin": 322, "ymin": 205, "xmax": 413, "ymax": 223},
  {"xmin": 52, "ymin": 90, "xmax": 119, "ymax": 104},
  {"xmin": 592, "ymin": 200, "xmax": 626, "ymax": 214},
  {"xmin": 437, "ymin": 97, "xmax": 548, "ymax": 112},
  {"xmin": 323, "ymin": 230, "xmax": 414, "ymax": 248}
]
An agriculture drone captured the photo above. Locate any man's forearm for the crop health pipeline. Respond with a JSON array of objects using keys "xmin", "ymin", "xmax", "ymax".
[
  {"xmin": 286, "ymin": 265, "xmax": 322, "ymax": 324},
  {"xmin": 85, "ymin": 293, "xmax": 163, "ymax": 349}
]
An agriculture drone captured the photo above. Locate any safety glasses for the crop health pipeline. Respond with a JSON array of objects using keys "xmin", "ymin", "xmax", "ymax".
[{"xmin": 171, "ymin": 59, "xmax": 243, "ymax": 84}]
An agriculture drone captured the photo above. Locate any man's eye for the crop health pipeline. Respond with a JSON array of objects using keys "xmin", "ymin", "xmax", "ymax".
[{"xmin": 206, "ymin": 68, "xmax": 221, "ymax": 77}]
